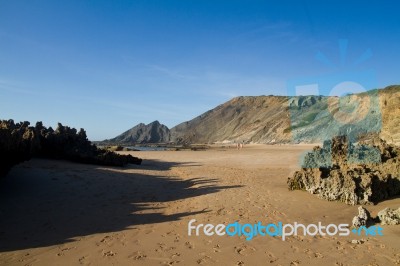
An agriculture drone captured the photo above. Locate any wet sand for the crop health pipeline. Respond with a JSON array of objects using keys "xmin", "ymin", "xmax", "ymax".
[{"xmin": 0, "ymin": 144, "xmax": 399, "ymax": 265}]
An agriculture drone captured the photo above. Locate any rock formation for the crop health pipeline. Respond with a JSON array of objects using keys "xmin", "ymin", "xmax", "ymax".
[
  {"xmin": 0, "ymin": 120, "xmax": 142, "ymax": 178},
  {"xmin": 0, "ymin": 120, "xmax": 40, "ymax": 177},
  {"xmin": 352, "ymin": 206, "xmax": 372, "ymax": 227},
  {"xmin": 287, "ymin": 135, "xmax": 400, "ymax": 205},
  {"xmin": 377, "ymin": 207, "xmax": 400, "ymax": 225},
  {"xmin": 351, "ymin": 206, "xmax": 400, "ymax": 227}
]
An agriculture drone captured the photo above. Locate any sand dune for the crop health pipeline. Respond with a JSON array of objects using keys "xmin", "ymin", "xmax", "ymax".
[{"xmin": 0, "ymin": 145, "xmax": 399, "ymax": 265}]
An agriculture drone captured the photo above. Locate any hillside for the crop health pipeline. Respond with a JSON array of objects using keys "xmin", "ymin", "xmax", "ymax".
[
  {"xmin": 170, "ymin": 95, "xmax": 291, "ymax": 144},
  {"xmin": 379, "ymin": 85, "xmax": 400, "ymax": 144},
  {"xmin": 170, "ymin": 85, "xmax": 399, "ymax": 144},
  {"xmin": 104, "ymin": 86, "xmax": 399, "ymax": 145},
  {"xmin": 103, "ymin": 121, "xmax": 170, "ymax": 144}
]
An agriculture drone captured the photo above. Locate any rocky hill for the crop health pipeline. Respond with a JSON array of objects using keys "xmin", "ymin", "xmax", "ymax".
[
  {"xmin": 103, "ymin": 120, "xmax": 170, "ymax": 144},
  {"xmin": 105, "ymin": 85, "xmax": 399, "ymax": 145},
  {"xmin": 170, "ymin": 85, "xmax": 399, "ymax": 145}
]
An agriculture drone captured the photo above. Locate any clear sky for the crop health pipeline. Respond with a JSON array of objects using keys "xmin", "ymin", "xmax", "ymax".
[{"xmin": 0, "ymin": 0, "xmax": 399, "ymax": 140}]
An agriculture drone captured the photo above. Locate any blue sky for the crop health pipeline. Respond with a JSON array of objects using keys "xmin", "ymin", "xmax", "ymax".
[{"xmin": 0, "ymin": 0, "xmax": 399, "ymax": 140}]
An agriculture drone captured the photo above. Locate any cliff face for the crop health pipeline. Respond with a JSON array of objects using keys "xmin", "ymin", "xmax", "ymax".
[
  {"xmin": 380, "ymin": 85, "xmax": 400, "ymax": 144},
  {"xmin": 104, "ymin": 121, "xmax": 170, "ymax": 144},
  {"xmin": 170, "ymin": 86, "xmax": 399, "ymax": 145}
]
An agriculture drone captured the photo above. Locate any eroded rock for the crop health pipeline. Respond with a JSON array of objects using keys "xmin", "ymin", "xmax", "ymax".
[
  {"xmin": 288, "ymin": 135, "xmax": 400, "ymax": 205},
  {"xmin": 377, "ymin": 207, "xmax": 400, "ymax": 225},
  {"xmin": 352, "ymin": 206, "xmax": 372, "ymax": 228},
  {"xmin": 0, "ymin": 120, "xmax": 142, "ymax": 178}
]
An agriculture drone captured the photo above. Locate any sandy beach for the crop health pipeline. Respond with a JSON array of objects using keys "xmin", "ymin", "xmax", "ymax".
[{"xmin": 0, "ymin": 144, "xmax": 399, "ymax": 265}]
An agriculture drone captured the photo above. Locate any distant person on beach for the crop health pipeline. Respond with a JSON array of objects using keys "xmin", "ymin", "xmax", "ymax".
[{"xmin": 236, "ymin": 141, "xmax": 243, "ymax": 150}]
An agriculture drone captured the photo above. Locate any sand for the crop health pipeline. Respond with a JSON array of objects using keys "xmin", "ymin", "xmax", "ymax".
[{"xmin": 0, "ymin": 144, "xmax": 399, "ymax": 265}]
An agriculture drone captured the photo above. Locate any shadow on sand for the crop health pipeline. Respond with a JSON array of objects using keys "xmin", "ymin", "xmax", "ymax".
[
  {"xmin": 135, "ymin": 158, "xmax": 203, "ymax": 171},
  {"xmin": 0, "ymin": 158, "xmax": 241, "ymax": 252}
]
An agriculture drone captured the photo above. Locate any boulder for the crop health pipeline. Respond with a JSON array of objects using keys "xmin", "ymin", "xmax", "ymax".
[
  {"xmin": 352, "ymin": 206, "xmax": 372, "ymax": 228},
  {"xmin": 377, "ymin": 207, "xmax": 400, "ymax": 225},
  {"xmin": 288, "ymin": 135, "xmax": 400, "ymax": 205}
]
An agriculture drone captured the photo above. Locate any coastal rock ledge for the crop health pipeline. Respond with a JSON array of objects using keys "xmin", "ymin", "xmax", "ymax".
[{"xmin": 287, "ymin": 135, "xmax": 400, "ymax": 205}]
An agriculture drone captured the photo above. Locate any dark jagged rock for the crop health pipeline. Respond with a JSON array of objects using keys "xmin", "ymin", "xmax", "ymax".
[
  {"xmin": 288, "ymin": 135, "xmax": 400, "ymax": 205},
  {"xmin": 0, "ymin": 120, "xmax": 40, "ymax": 177},
  {"xmin": 0, "ymin": 120, "xmax": 142, "ymax": 178}
]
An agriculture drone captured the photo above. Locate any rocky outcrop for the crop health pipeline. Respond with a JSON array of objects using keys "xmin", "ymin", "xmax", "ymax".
[
  {"xmin": 103, "ymin": 120, "xmax": 170, "ymax": 144},
  {"xmin": 351, "ymin": 206, "xmax": 400, "ymax": 227},
  {"xmin": 377, "ymin": 207, "xmax": 400, "ymax": 225},
  {"xmin": 287, "ymin": 135, "xmax": 400, "ymax": 205},
  {"xmin": 0, "ymin": 120, "xmax": 40, "ymax": 177},
  {"xmin": 0, "ymin": 120, "xmax": 142, "ymax": 178},
  {"xmin": 352, "ymin": 206, "xmax": 372, "ymax": 227}
]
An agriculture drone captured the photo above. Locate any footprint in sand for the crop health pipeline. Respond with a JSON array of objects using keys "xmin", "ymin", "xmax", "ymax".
[
  {"xmin": 303, "ymin": 248, "xmax": 313, "ymax": 258},
  {"xmin": 78, "ymin": 256, "xmax": 90, "ymax": 265},
  {"xmin": 216, "ymin": 208, "xmax": 225, "ymax": 215},
  {"xmin": 290, "ymin": 245, "xmax": 300, "ymax": 252},
  {"xmin": 155, "ymin": 242, "xmax": 166, "ymax": 252},
  {"xmin": 171, "ymin": 253, "xmax": 181, "ymax": 259},
  {"xmin": 162, "ymin": 260, "xmax": 180, "ymax": 265},
  {"xmin": 57, "ymin": 246, "xmax": 76, "ymax": 256},
  {"xmin": 314, "ymin": 252, "xmax": 324, "ymax": 258},
  {"xmin": 213, "ymin": 244, "xmax": 221, "ymax": 253},
  {"xmin": 234, "ymin": 244, "xmax": 256, "ymax": 256},
  {"xmin": 335, "ymin": 240, "xmax": 344, "ymax": 249},
  {"xmin": 265, "ymin": 251, "xmax": 277, "ymax": 263},
  {"xmin": 102, "ymin": 250, "xmax": 116, "ymax": 257},
  {"xmin": 196, "ymin": 255, "xmax": 213, "ymax": 264},
  {"xmin": 129, "ymin": 251, "xmax": 147, "ymax": 260},
  {"xmin": 100, "ymin": 235, "xmax": 111, "ymax": 243},
  {"xmin": 185, "ymin": 241, "xmax": 194, "ymax": 249}
]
